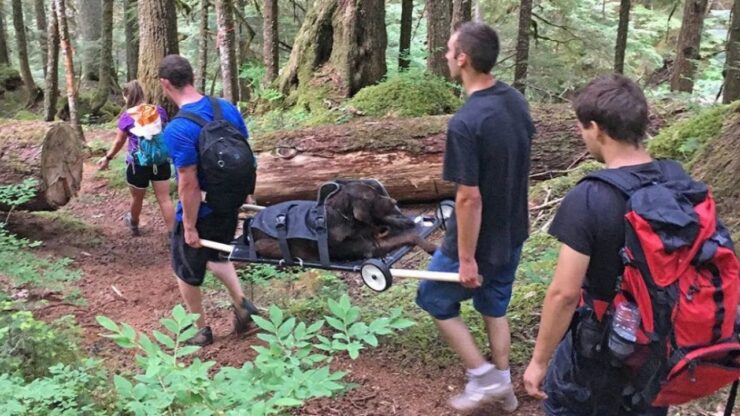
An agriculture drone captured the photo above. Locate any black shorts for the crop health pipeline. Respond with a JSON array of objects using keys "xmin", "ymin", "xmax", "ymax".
[
  {"xmin": 170, "ymin": 212, "xmax": 238, "ymax": 286},
  {"xmin": 126, "ymin": 163, "xmax": 171, "ymax": 189}
]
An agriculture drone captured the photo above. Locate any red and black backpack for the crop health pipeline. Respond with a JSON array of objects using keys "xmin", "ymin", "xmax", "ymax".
[{"xmin": 579, "ymin": 160, "xmax": 740, "ymax": 412}]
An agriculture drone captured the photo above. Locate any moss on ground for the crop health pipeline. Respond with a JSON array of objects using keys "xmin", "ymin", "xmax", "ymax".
[
  {"xmin": 647, "ymin": 101, "xmax": 740, "ymax": 164},
  {"xmin": 350, "ymin": 71, "xmax": 462, "ymax": 117}
]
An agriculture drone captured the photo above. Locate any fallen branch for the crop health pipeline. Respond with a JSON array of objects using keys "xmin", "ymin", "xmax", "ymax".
[{"xmin": 530, "ymin": 197, "xmax": 564, "ymax": 212}]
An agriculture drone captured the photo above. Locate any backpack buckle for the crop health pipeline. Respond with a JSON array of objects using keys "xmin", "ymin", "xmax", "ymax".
[
  {"xmin": 275, "ymin": 214, "xmax": 287, "ymax": 229},
  {"xmin": 620, "ymin": 247, "xmax": 633, "ymax": 266},
  {"xmin": 315, "ymin": 216, "xmax": 326, "ymax": 231}
]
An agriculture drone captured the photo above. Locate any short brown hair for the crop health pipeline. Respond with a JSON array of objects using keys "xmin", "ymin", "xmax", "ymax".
[
  {"xmin": 455, "ymin": 22, "xmax": 500, "ymax": 74},
  {"xmin": 574, "ymin": 74, "xmax": 648, "ymax": 146},
  {"xmin": 122, "ymin": 80, "xmax": 146, "ymax": 107},
  {"xmin": 158, "ymin": 55, "xmax": 194, "ymax": 89}
]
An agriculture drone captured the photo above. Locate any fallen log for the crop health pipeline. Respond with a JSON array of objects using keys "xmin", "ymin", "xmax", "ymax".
[
  {"xmin": 0, "ymin": 121, "xmax": 85, "ymax": 211},
  {"xmin": 252, "ymin": 105, "xmax": 588, "ymax": 204}
]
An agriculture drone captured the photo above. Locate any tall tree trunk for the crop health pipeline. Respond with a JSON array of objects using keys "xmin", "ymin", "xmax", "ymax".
[
  {"xmin": 137, "ymin": 0, "xmax": 179, "ymax": 116},
  {"xmin": 91, "ymin": 0, "xmax": 113, "ymax": 113},
  {"xmin": 277, "ymin": 0, "xmax": 387, "ymax": 99},
  {"xmin": 11, "ymin": 0, "xmax": 39, "ymax": 106},
  {"xmin": 124, "ymin": 0, "xmax": 138, "ymax": 81},
  {"xmin": 34, "ymin": 0, "xmax": 48, "ymax": 76},
  {"xmin": 451, "ymin": 0, "xmax": 471, "ymax": 31},
  {"xmin": 513, "ymin": 0, "xmax": 532, "ymax": 94},
  {"xmin": 43, "ymin": 0, "xmax": 59, "ymax": 121},
  {"xmin": 56, "ymin": 0, "xmax": 83, "ymax": 139},
  {"xmin": 427, "ymin": 0, "xmax": 451, "ymax": 79},
  {"xmin": 235, "ymin": 0, "xmax": 250, "ymax": 101},
  {"xmin": 216, "ymin": 0, "xmax": 239, "ymax": 102},
  {"xmin": 263, "ymin": 0, "xmax": 279, "ymax": 83},
  {"xmin": 76, "ymin": 0, "xmax": 102, "ymax": 82},
  {"xmin": 670, "ymin": 0, "xmax": 709, "ymax": 93},
  {"xmin": 0, "ymin": 0, "xmax": 9, "ymax": 65},
  {"xmin": 614, "ymin": 0, "xmax": 631, "ymax": 74},
  {"xmin": 472, "ymin": 0, "xmax": 481, "ymax": 21},
  {"xmin": 724, "ymin": 0, "xmax": 739, "ymax": 103},
  {"xmin": 398, "ymin": 0, "xmax": 412, "ymax": 70},
  {"xmin": 196, "ymin": 0, "xmax": 209, "ymax": 92}
]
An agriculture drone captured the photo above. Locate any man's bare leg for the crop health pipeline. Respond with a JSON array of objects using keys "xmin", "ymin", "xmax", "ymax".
[
  {"xmin": 176, "ymin": 277, "xmax": 207, "ymax": 328},
  {"xmin": 484, "ymin": 315, "xmax": 511, "ymax": 371}
]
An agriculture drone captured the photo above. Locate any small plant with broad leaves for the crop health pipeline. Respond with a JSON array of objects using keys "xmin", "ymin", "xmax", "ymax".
[
  {"xmin": 0, "ymin": 179, "xmax": 38, "ymax": 225},
  {"xmin": 96, "ymin": 295, "xmax": 414, "ymax": 415}
]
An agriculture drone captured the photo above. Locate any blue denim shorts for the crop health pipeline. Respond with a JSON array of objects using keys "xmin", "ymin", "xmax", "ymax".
[{"xmin": 415, "ymin": 246, "xmax": 522, "ymax": 320}]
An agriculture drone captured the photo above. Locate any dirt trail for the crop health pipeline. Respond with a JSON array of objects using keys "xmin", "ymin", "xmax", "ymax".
[{"xmin": 19, "ymin": 127, "xmax": 544, "ymax": 415}]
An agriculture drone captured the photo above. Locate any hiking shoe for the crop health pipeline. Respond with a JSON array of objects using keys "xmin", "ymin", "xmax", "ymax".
[
  {"xmin": 184, "ymin": 326, "xmax": 213, "ymax": 347},
  {"xmin": 448, "ymin": 368, "xmax": 513, "ymax": 412},
  {"xmin": 233, "ymin": 297, "xmax": 260, "ymax": 334},
  {"xmin": 499, "ymin": 389, "xmax": 519, "ymax": 413},
  {"xmin": 123, "ymin": 213, "xmax": 141, "ymax": 237}
]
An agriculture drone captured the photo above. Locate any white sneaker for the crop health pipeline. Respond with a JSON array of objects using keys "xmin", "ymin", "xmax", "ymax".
[
  {"xmin": 448, "ymin": 376, "xmax": 513, "ymax": 412},
  {"xmin": 499, "ymin": 389, "xmax": 518, "ymax": 413}
]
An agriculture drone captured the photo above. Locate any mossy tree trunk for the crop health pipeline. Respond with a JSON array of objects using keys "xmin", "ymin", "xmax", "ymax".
[
  {"xmin": 216, "ymin": 0, "xmax": 239, "ymax": 102},
  {"xmin": 671, "ymin": 0, "xmax": 709, "ymax": 93},
  {"xmin": 451, "ymin": 0, "xmax": 471, "ymax": 31},
  {"xmin": 0, "ymin": 0, "xmax": 9, "ymax": 65},
  {"xmin": 137, "ymin": 0, "xmax": 179, "ymax": 116},
  {"xmin": 427, "ymin": 0, "xmax": 451, "ymax": 79},
  {"xmin": 263, "ymin": 0, "xmax": 279, "ymax": 83},
  {"xmin": 43, "ymin": 0, "xmax": 59, "ymax": 121},
  {"xmin": 513, "ymin": 0, "xmax": 532, "ymax": 94},
  {"xmin": 56, "ymin": 0, "xmax": 83, "ymax": 138},
  {"xmin": 11, "ymin": 0, "xmax": 40, "ymax": 107},
  {"xmin": 724, "ymin": 0, "xmax": 739, "ymax": 104},
  {"xmin": 76, "ymin": 0, "xmax": 102, "ymax": 82},
  {"xmin": 398, "ymin": 0, "xmax": 412, "ymax": 71},
  {"xmin": 91, "ymin": 0, "xmax": 114, "ymax": 114},
  {"xmin": 614, "ymin": 0, "xmax": 631, "ymax": 74},
  {"xmin": 196, "ymin": 0, "xmax": 209, "ymax": 92},
  {"xmin": 124, "ymin": 0, "xmax": 139, "ymax": 81},
  {"xmin": 277, "ymin": 0, "xmax": 387, "ymax": 99},
  {"xmin": 33, "ymin": 0, "xmax": 47, "ymax": 76}
]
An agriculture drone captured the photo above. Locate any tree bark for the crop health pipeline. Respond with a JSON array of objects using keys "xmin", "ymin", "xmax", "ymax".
[
  {"xmin": 451, "ymin": 0, "xmax": 471, "ymax": 31},
  {"xmin": 473, "ymin": 0, "xmax": 481, "ymax": 21},
  {"xmin": 513, "ymin": 0, "xmax": 532, "ymax": 94},
  {"xmin": 11, "ymin": 0, "xmax": 40, "ymax": 106},
  {"xmin": 137, "ymin": 0, "xmax": 179, "ymax": 116},
  {"xmin": 250, "ymin": 107, "xmax": 592, "ymax": 204},
  {"xmin": 43, "ymin": 0, "xmax": 59, "ymax": 121},
  {"xmin": 34, "ymin": 0, "xmax": 48, "ymax": 76},
  {"xmin": 216, "ymin": 0, "xmax": 239, "ymax": 102},
  {"xmin": 427, "ymin": 0, "xmax": 451, "ymax": 79},
  {"xmin": 91, "ymin": 0, "xmax": 113, "ymax": 113},
  {"xmin": 614, "ymin": 0, "xmax": 631, "ymax": 74},
  {"xmin": 196, "ymin": 0, "xmax": 209, "ymax": 92},
  {"xmin": 124, "ymin": 0, "xmax": 139, "ymax": 81},
  {"xmin": 0, "ymin": 121, "xmax": 85, "ymax": 211},
  {"xmin": 724, "ymin": 0, "xmax": 739, "ymax": 103},
  {"xmin": 277, "ymin": 0, "xmax": 387, "ymax": 98},
  {"xmin": 56, "ymin": 0, "xmax": 83, "ymax": 138},
  {"xmin": 0, "ymin": 0, "xmax": 9, "ymax": 65},
  {"xmin": 398, "ymin": 0, "xmax": 412, "ymax": 70},
  {"xmin": 670, "ymin": 0, "xmax": 709, "ymax": 93},
  {"xmin": 263, "ymin": 0, "xmax": 279, "ymax": 83},
  {"xmin": 234, "ymin": 0, "xmax": 250, "ymax": 101},
  {"xmin": 76, "ymin": 0, "xmax": 102, "ymax": 82}
]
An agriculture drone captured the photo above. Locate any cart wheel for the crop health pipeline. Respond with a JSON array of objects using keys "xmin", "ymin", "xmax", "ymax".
[
  {"xmin": 436, "ymin": 200, "xmax": 455, "ymax": 221},
  {"xmin": 361, "ymin": 259, "xmax": 393, "ymax": 292}
]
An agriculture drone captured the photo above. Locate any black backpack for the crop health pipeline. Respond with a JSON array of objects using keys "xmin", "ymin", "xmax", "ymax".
[{"xmin": 175, "ymin": 97, "xmax": 256, "ymax": 214}]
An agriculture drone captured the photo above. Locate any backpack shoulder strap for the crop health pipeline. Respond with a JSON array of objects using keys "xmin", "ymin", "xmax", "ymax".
[
  {"xmin": 174, "ymin": 110, "xmax": 208, "ymax": 128},
  {"xmin": 655, "ymin": 159, "xmax": 688, "ymax": 182},
  {"xmin": 580, "ymin": 168, "xmax": 645, "ymax": 197},
  {"xmin": 208, "ymin": 96, "xmax": 224, "ymax": 121}
]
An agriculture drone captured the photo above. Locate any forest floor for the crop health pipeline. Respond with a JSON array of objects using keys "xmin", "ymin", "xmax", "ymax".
[{"xmin": 5, "ymin": 121, "xmax": 736, "ymax": 416}]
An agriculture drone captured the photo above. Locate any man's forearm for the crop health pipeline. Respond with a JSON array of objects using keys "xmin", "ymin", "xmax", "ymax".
[
  {"xmin": 179, "ymin": 181, "xmax": 201, "ymax": 230},
  {"xmin": 531, "ymin": 288, "xmax": 580, "ymax": 365},
  {"xmin": 456, "ymin": 194, "xmax": 482, "ymax": 262}
]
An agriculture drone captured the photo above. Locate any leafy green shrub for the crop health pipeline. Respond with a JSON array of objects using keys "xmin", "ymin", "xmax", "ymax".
[
  {"xmin": 97, "ymin": 298, "xmax": 412, "ymax": 415},
  {"xmin": 647, "ymin": 102, "xmax": 738, "ymax": 163},
  {"xmin": 0, "ymin": 303, "xmax": 81, "ymax": 381},
  {"xmin": 0, "ymin": 178, "xmax": 38, "ymax": 225},
  {"xmin": 0, "ymin": 359, "xmax": 114, "ymax": 415},
  {"xmin": 350, "ymin": 71, "xmax": 462, "ymax": 117}
]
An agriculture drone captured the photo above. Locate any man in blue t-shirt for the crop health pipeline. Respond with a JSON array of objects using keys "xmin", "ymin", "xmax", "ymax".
[{"xmin": 159, "ymin": 54, "xmax": 258, "ymax": 347}]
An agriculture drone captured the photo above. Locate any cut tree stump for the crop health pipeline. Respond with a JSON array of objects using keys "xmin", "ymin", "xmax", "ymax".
[
  {"xmin": 0, "ymin": 121, "xmax": 85, "ymax": 211},
  {"xmin": 251, "ymin": 106, "xmax": 589, "ymax": 204}
]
